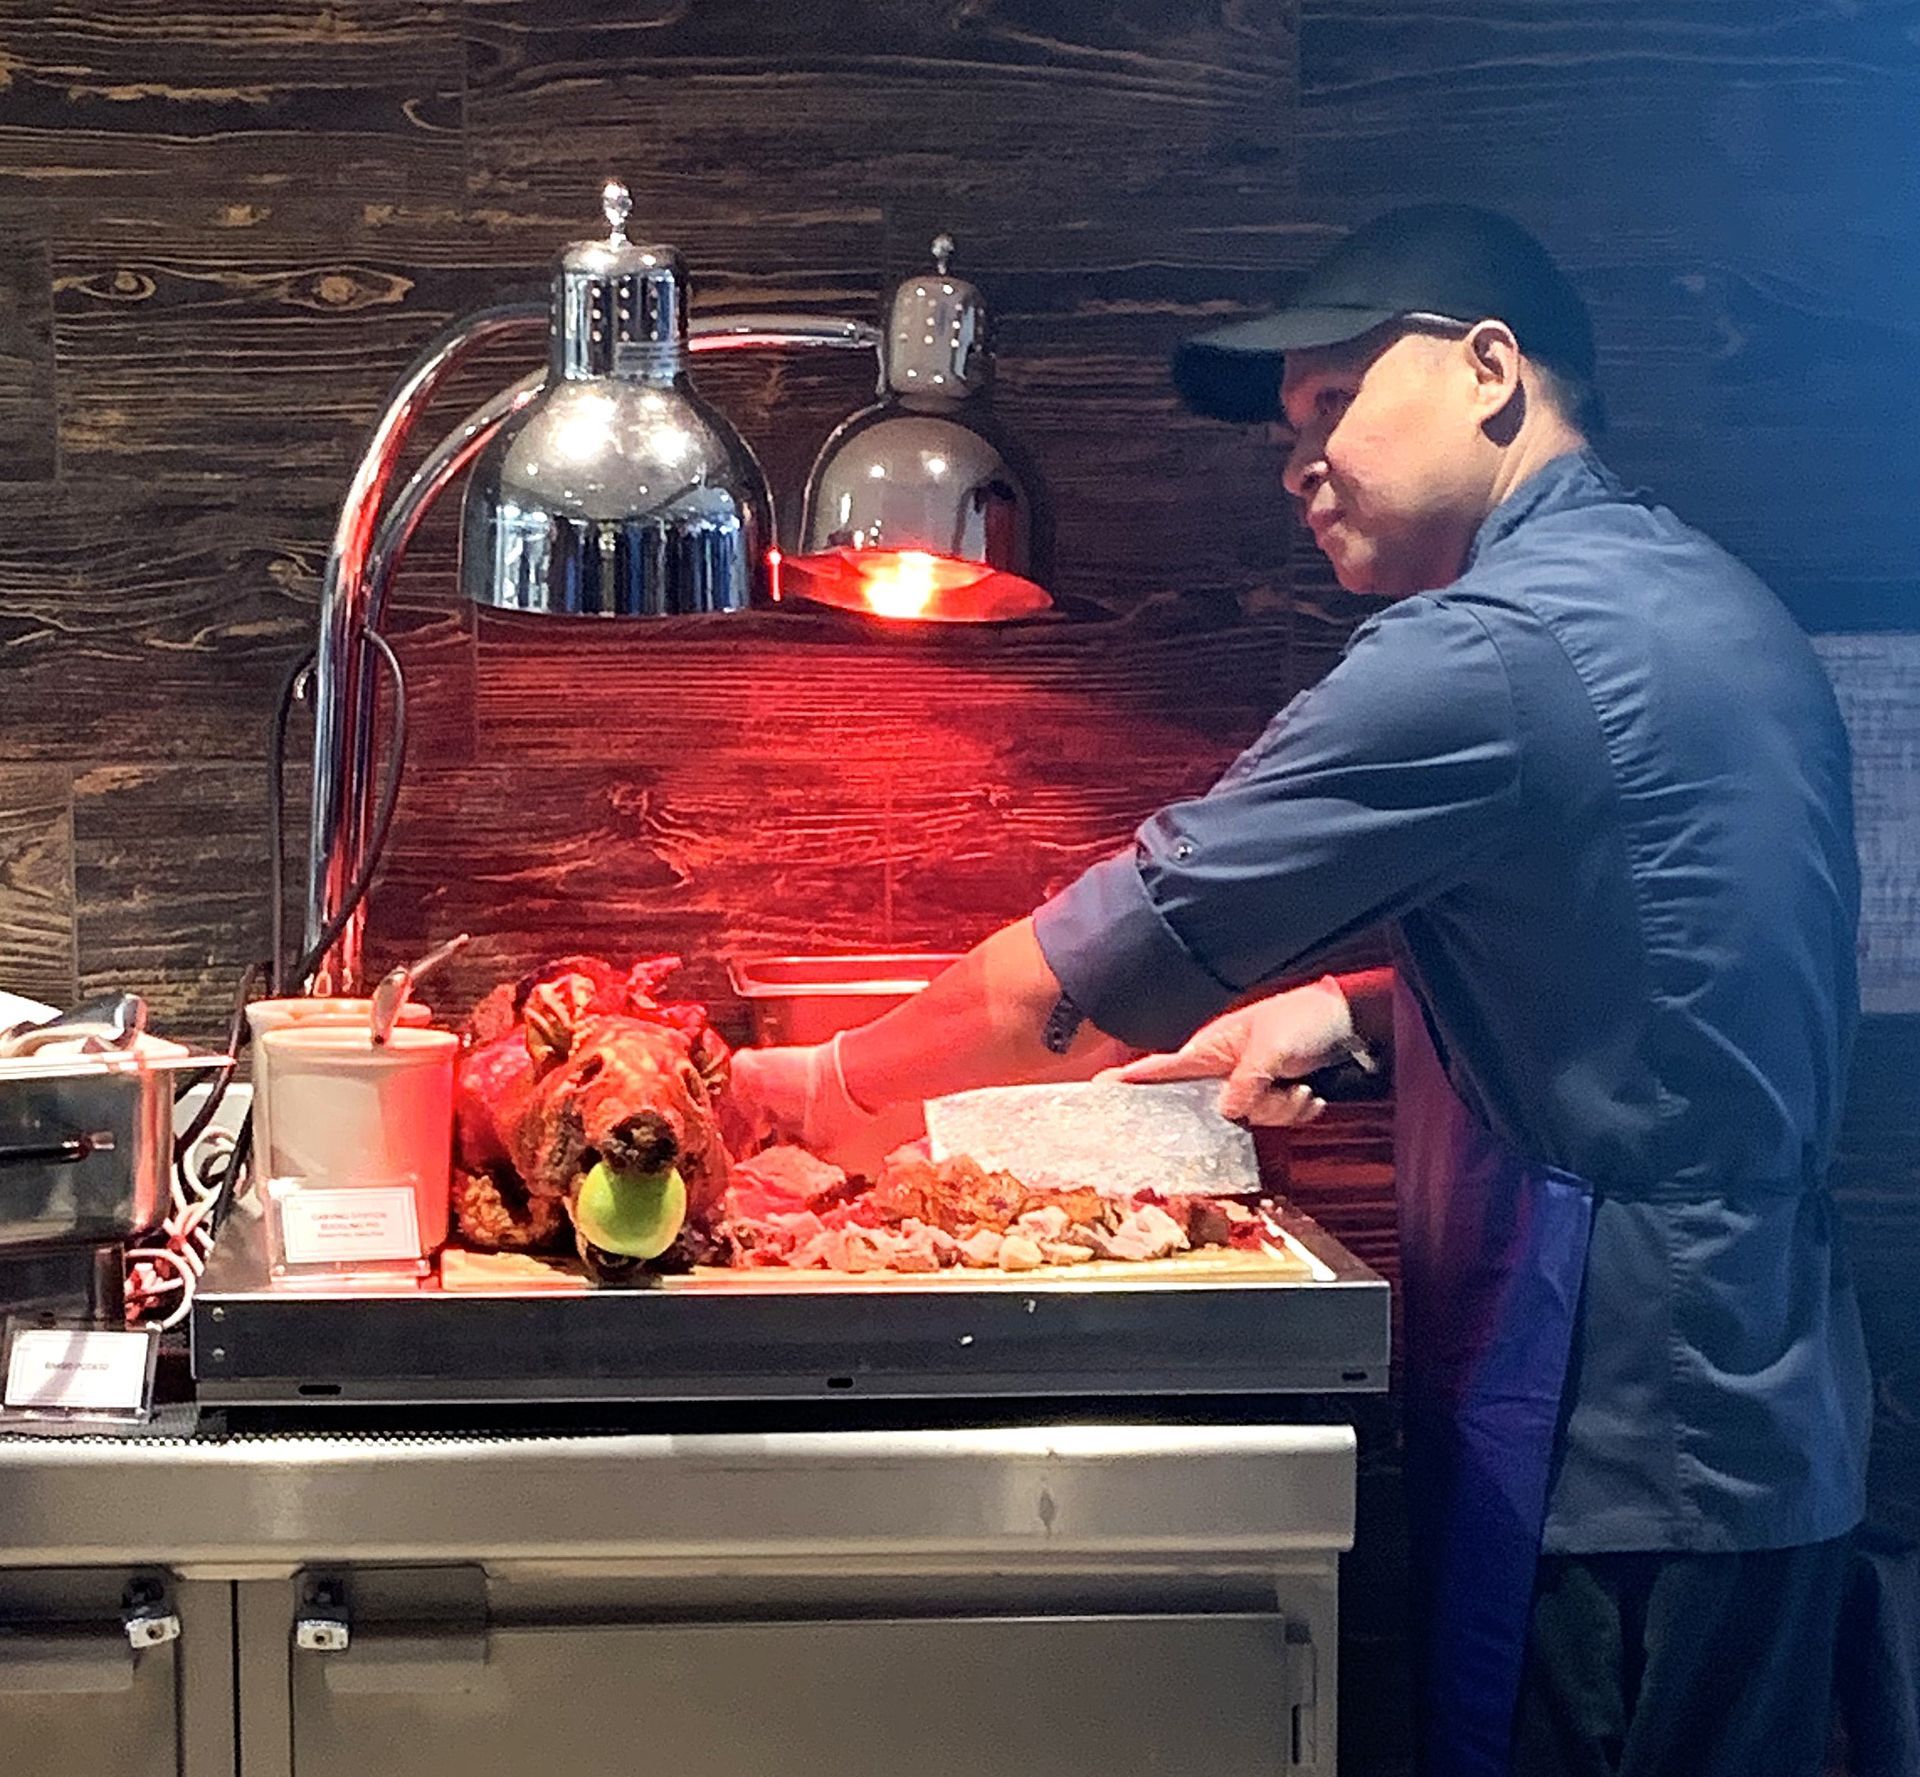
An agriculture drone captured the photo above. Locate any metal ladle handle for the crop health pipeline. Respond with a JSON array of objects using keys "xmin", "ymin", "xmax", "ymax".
[
  {"xmin": 369, "ymin": 933, "xmax": 471, "ymax": 1044},
  {"xmin": 0, "ymin": 1132, "xmax": 115, "ymax": 1169}
]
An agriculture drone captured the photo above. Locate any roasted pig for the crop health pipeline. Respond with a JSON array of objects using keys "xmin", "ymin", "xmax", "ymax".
[{"xmin": 452, "ymin": 955, "xmax": 731, "ymax": 1280}]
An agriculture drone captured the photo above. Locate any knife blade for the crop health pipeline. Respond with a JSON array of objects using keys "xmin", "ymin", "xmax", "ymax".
[{"xmin": 923, "ymin": 1078, "xmax": 1263, "ymax": 1198}]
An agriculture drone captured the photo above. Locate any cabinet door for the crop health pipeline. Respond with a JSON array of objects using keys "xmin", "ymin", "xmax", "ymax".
[
  {"xmin": 0, "ymin": 1570, "xmax": 188, "ymax": 1777},
  {"xmin": 290, "ymin": 1609, "xmax": 1322, "ymax": 1777}
]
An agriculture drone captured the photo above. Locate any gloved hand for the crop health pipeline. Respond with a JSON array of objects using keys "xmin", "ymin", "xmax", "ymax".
[
  {"xmin": 725, "ymin": 1034, "xmax": 924, "ymax": 1174},
  {"xmin": 1098, "ymin": 975, "xmax": 1357, "ymax": 1126}
]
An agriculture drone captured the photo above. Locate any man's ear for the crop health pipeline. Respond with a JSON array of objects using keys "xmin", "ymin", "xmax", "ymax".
[{"xmin": 1462, "ymin": 320, "xmax": 1524, "ymax": 427}]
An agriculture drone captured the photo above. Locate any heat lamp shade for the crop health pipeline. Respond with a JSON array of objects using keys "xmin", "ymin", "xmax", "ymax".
[
  {"xmin": 793, "ymin": 403, "xmax": 1051, "ymax": 621},
  {"xmin": 459, "ymin": 378, "xmax": 776, "ymax": 617}
]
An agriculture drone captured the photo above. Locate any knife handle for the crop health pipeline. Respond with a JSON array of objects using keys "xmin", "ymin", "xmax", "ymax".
[{"xmin": 1294, "ymin": 1053, "xmax": 1389, "ymax": 1102}]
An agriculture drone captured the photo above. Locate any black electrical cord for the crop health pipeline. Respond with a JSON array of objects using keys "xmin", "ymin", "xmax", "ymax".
[
  {"xmin": 173, "ymin": 628, "xmax": 411, "ymax": 1224},
  {"xmin": 172, "ymin": 647, "xmax": 315, "ymax": 1174},
  {"xmin": 170, "ymin": 957, "xmax": 268, "ymax": 1189},
  {"xmin": 283, "ymin": 628, "xmax": 410, "ymax": 991},
  {"xmin": 266, "ymin": 647, "xmax": 311, "ymax": 999}
]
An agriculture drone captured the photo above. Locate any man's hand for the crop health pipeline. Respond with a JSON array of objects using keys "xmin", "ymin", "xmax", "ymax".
[
  {"xmin": 724, "ymin": 1035, "xmax": 924, "ymax": 1174},
  {"xmin": 1099, "ymin": 975, "xmax": 1358, "ymax": 1126}
]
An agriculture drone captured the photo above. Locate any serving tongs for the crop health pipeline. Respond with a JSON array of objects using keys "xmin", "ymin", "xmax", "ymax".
[{"xmin": 0, "ymin": 992, "xmax": 148, "ymax": 1060}]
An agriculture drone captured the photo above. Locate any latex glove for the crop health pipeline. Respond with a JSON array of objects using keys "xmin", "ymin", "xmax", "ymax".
[
  {"xmin": 1099, "ymin": 976, "xmax": 1357, "ymax": 1126},
  {"xmin": 726, "ymin": 1034, "xmax": 924, "ymax": 1175}
]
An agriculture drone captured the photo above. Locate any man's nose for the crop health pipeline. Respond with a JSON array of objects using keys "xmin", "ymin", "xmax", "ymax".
[{"xmin": 1282, "ymin": 447, "xmax": 1324, "ymax": 502}]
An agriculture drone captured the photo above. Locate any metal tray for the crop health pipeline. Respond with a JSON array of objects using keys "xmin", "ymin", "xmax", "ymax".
[
  {"xmin": 727, "ymin": 954, "xmax": 960, "ymax": 1045},
  {"xmin": 191, "ymin": 1202, "xmax": 1389, "ymax": 1408}
]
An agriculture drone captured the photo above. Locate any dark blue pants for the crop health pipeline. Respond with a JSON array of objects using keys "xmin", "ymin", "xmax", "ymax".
[{"xmin": 1512, "ymin": 1537, "xmax": 1850, "ymax": 1776}]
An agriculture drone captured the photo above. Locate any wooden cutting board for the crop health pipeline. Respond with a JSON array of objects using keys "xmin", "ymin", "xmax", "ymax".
[{"xmin": 437, "ymin": 1237, "xmax": 1319, "ymax": 1295}]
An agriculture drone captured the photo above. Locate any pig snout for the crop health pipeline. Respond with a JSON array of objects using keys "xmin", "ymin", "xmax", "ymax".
[{"xmin": 603, "ymin": 1110, "xmax": 678, "ymax": 1175}]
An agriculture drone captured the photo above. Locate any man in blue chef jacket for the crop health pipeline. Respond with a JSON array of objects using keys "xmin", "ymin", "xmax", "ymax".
[{"xmin": 730, "ymin": 205, "xmax": 1871, "ymax": 1777}]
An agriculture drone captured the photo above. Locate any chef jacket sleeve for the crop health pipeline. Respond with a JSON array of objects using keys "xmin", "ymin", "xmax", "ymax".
[{"xmin": 1032, "ymin": 594, "xmax": 1523, "ymax": 1052}]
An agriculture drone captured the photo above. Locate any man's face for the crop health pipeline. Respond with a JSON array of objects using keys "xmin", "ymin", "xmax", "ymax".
[{"xmin": 1275, "ymin": 325, "xmax": 1492, "ymax": 597}]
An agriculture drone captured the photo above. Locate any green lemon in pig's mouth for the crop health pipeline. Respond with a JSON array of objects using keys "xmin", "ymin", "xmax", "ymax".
[{"xmin": 573, "ymin": 1161, "xmax": 687, "ymax": 1260}]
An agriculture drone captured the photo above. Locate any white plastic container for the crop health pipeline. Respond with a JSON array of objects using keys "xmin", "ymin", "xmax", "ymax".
[
  {"xmin": 253, "ymin": 1024, "xmax": 457, "ymax": 1281},
  {"xmin": 245, "ymin": 997, "xmax": 433, "ymax": 1211}
]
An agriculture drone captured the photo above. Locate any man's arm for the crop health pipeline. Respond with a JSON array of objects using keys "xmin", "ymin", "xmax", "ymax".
[
  {"xmin": 736, "ymin": 595, "xmax": 1514, "ymax": 1152},
  {"xmin": 837, "ymin": 917, "xmax": 1131, "ymax": 1112}
]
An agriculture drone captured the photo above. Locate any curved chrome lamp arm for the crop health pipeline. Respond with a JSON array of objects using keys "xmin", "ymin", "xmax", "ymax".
[
  {"xmin": 689, "ymin": 314, "xmax": 882, "ymax": 355},
  {"xmin": 303, "ymin": 309, "xmax": 883, "ymax": 993},
  {"xmin": 305, "ymin": 304, "xmax": 546, "ymax": 993}
]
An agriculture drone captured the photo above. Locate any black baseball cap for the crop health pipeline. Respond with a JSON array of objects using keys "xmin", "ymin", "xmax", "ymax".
[{"xmin": 1172, "ymin": 204, "xmax": 1598, "ymax": 423}]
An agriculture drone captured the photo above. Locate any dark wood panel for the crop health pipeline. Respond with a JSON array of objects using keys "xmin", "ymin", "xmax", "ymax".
[
  {"xmin": 50, "ymin": 257, "xmax": 513, "ymax": 479},
  {"xmin": 1831, "ymin": 1015, "xmax": 1920, "ymax": 1544},
  {"xmin": 49, "ymin": 221, "xmax": 891, "ymax": 481},
  {"xmin": 1299, "ymin": 0, "xmax": 1919, "ymax": 218},
  {"xmin": 0, "ymin": 2, "xmax": 464, "ymax": 191},
  {"xmin": 0, "ymin": 766, "xmax": 76, "ymax": 1009},
  {"xmin": 1816, "ymin": 635, "xmax": 1920, "ymax": 1016},
  {"xmin": 1677, "ymin": 427, "xmax": 1920, "ymax": 617},
  {"xmin": 0, "ymin": 193, "xmax": 56, "ymax": 482},
  {"xmin": 466, "ymin": 0, "xmax": 1297, "ymax": 272},
  {"xmin": 470, "ymin": 607, "xmax": 1293, "ymax": 757},
  {"xmin": 0, "ymin": 479, "xmax": 328, "ymax": 762},
  {"xmin": 71, "ymin": 762, "xmax": 280, "ymax": 1035},
  {"xmin": 366, "ymin": 752, "xmax": 899, "ymax": 1042},
  {"xmin": 361, "ymin": 710, "xmax": 1255, "ymax": 1043},
  {"xmin": 3, "ymin": 0, "xmax": 467, "ymax": 478}
]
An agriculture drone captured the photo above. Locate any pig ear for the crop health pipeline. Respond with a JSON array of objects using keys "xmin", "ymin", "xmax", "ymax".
[
  {"xmin": 624, "ymin": 954, "xmax": 684, "ymax": 1007},
  {"xmin": 691, "ymin": 1027, "xmax": 731, "ymax": 1097},
  {"xmin": 512, "ymin": 954, "xmax": 616, "ymax": 1015},
  {"xmin": 523, "ymin": 973, "xmax": 597, "ymax": 1067}
]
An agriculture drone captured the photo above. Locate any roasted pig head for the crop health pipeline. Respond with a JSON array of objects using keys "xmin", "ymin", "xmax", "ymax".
[
  {"xmin": 519, "ymin": 1009, "xmax": 730, "ymax": 1279},
  {"xmin": 451, "ymin": 956, "xmax": 731, "ymax": 1280}
]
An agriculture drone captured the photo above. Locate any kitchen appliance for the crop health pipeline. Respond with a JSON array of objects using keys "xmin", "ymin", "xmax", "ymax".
[
  {"xmin": 461, "ymin": 181, "xmax": 781, "ymax": 620},
  {"xmin": 304, "ymin": 191, "xmax": 1051, "ymax": 997},
  {"xmin": 304, "ymin": 180, "xmax": 887, "ymax": 994},
  {"xmin": 790, "ymin": 234, "xmax": 1051, "ymax": 621},
  {"xmin": 193, "ymin": 941, "xmax": 1386, "ymax": 1405},
  {"xmin": 191, "ymin": 1196, "xmax": 1382, "ymax": 1407},
  {"xmin": 0, "ymin": 1047, "xmax": 229, "ymax": 1324}
]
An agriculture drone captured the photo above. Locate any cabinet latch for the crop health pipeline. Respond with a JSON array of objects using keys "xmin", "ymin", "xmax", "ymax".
[
  {"xmin": 120, "ymin": 1578, "xmax": 180, "ymax": 1650},
  {"xmin": 294, "ymin": 1576, "xmax": 351, "ymax": 1653},
  {"xmin": 1284, "ymin": 1619, "xmax": 1318, "ymax": 1768}
]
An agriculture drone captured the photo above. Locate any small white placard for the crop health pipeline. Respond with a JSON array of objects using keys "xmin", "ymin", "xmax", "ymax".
[
  {"xmin": 5, "ymin": 1327, "xmax": 156, "ymax": 1415},
  {"xmin": 277, "ymin": 1186, "xmax": 421, "ymax": 1266}
]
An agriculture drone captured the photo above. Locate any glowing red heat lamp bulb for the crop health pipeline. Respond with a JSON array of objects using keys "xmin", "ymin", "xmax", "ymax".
[{"xmin": 781, "ymin": 545, "xmax": 1052, "ymax": 624}]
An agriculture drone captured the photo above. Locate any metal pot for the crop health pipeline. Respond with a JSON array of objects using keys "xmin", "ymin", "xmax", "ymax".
[{"xmin": 0, "ymin": 1052, "xmax": 226, "ymax": 1252}]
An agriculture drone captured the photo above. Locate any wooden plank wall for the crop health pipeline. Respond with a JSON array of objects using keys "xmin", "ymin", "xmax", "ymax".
[{"xmin": 0, "ymin": 4, "xmax": 1915, "ymax": 1769}]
